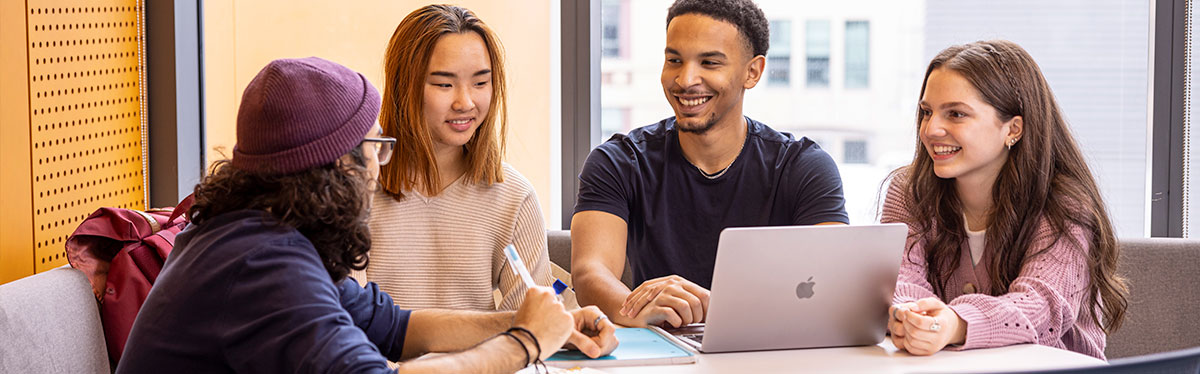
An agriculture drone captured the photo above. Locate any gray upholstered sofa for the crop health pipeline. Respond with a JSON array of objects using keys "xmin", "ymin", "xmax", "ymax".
[
  {"xmin": 546, "ymin": 230, "xmax": 1200, "ymax": 359},
  {"xmin": 0, "ymin": 266, "xmax": 109, "ymax": 373},
  {"xmin": 1106, "ymin": 238, "xmax": 1200, "ymax": 358},
  {"xmin": 547, "ymin": 229, "xmax": 632, "ymax": 289}
]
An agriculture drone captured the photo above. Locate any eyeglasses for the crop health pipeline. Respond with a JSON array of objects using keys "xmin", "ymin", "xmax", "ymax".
[{"xmin": 362, "ymin": 137, "xmax": 396, "ymax": 165}]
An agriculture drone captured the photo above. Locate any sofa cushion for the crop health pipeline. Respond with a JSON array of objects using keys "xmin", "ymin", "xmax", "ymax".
[{"xmin": 0, "ymin": 266, "xmax": 109, "ymax": 373}]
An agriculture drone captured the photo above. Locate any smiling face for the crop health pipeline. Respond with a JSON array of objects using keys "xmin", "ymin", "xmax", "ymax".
[
  {"xmin": 423, "ymin": 31, "xmax": 493, "ymax": 154},
  {"xmin": 918, "ymin": 68, "xmax": 1022, "ymax": 185},
  {"xmin": 661, "ymin": 13, "xmax": 761, "ymax": 134}
]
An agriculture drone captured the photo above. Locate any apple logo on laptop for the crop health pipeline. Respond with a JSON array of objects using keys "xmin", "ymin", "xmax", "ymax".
[{"xmin": 795, "ymin": 276, "xmax": 815, "ymax": 299}]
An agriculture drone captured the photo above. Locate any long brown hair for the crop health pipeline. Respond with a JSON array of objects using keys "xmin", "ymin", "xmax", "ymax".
[
  {"xmin": 188, "ymin": 147, "xmax": 372, "ymax": 282},
  {"xmin": 888, "ymin": 40, "xmax": 1127, "ymax": 332},
  {"xmin": 379, "ymin": 4, "xmax": 507, "ymax": 198}
]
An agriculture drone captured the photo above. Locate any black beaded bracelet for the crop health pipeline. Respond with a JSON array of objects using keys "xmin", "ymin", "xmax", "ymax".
[{"xmin": 498, "ymin": 331, "xmax": 532, "ymax": 366}]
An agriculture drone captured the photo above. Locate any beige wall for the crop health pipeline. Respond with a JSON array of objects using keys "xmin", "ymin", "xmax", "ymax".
[{"xmin": 203, "ymin": 0, "xmax": 554, "ymax": 224}]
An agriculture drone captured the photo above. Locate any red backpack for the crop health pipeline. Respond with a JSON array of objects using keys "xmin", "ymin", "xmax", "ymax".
[{"xmin": 65, "ymin": 195, "xmax": 193, "ymax": 365}]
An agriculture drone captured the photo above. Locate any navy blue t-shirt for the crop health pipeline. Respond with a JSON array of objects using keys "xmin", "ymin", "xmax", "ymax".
[
  {"xmin": 574, "ymin": 117, "xmax": 848, "ymax": 289},
  {"xmin": 117, "ymin": 210, "xmax": 410, "ymax": 374}
]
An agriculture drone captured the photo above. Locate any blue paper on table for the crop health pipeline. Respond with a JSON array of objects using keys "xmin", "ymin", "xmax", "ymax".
[{"xmin": 545, "ymin": 327, "xmax": 696, "ymax": 367}]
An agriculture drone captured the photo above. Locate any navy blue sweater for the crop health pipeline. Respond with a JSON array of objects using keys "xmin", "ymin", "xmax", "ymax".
[{"xmin": 118, "ymin": 210, "xmax": 410, "ymax": 373}]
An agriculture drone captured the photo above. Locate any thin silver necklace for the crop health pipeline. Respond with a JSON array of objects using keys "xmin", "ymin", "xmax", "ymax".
[
  {"xmin": 696, "ymin": 161, "xmax": 732, "ymax": 179},
  {"xmin": 691, "ymin": 140, "xmax": 744, "ymax": 180}
]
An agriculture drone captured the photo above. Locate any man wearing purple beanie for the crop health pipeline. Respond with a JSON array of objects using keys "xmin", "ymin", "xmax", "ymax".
[{"xmin": 117, "ymin": 57, "xmax": 616, "ymax": 373}]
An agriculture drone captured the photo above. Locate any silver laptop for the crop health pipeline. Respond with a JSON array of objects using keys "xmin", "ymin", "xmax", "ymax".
[{"xmin": 671, "ymin": 223, "xmax": 908, "ymax": 353}]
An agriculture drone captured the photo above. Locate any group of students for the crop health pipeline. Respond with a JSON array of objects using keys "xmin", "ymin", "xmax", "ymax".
[{"xmin": 114, "ymin": 0, "xmax": 1130, "ymax": 372}]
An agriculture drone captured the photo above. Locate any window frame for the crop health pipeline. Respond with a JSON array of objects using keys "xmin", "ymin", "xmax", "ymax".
[
  {"xmin": 147, "ymin": 0, "xmax": 205, "ymax": 208},
  {"xmin": 1150, "ymin": 0, "xmax": 1187, "ymax": 237}
]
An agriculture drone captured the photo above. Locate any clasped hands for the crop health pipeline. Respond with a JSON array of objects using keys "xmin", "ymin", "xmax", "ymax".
[
  {"xmin": 618, "ymin": 275, "xmax": 710, "ymax": 328},
  {"xmin": 888, "ymin": 297, "xmax": 967, "ymax": 355}
]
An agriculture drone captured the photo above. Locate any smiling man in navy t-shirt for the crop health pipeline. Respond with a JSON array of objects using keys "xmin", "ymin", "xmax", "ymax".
[{"xmin": 570, "ymin": 0, "xmax": 848, "ymax": 329}]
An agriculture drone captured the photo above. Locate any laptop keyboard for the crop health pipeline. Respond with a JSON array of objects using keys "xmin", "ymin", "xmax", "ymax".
[{"xmin": 666, "ymin": 323, "xmax": 705, "ymax": 349}]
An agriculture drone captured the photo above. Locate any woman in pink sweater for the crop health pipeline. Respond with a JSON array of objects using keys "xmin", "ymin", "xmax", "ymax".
[{"xmin": 882, "ymin": 40, "xmax": 1128, "ymax": 360}]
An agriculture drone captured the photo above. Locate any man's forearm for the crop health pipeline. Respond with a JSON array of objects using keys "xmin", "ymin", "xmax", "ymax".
[
  {"xmin": 396, "ymin": 334, "xmax": 528, "ymax": 374},
  {"xmin": 401, "ymin": 309, "xmax": 516, "ymax": 359},
  {"xmin": 574, "ymin": 265, "xmax": 640, "ymax": 326},
  {"xmin": 570, "ymin": 211, "xmax": 635, "ymax": 325}
]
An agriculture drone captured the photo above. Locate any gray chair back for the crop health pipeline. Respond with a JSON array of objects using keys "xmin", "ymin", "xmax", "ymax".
[
  {"xmin": 1106, "ymin": 238, "xmax": 1200, "ymax": 359},
  {"xmin": 547, "ymin": 230, "xmax": 633, "ymax": 289},
  {"xmin": 0, "ymin": 267, "xmax": 109, "ymax": 373}
]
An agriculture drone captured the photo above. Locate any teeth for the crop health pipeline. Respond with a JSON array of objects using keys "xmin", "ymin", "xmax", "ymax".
[
  {"xmin": 679, "ymin": 96, "xmax": 710, "ymax": 107},
  {"xmin": 448, "ymin": 119, "xmax": 470, "ymax": 125},
  {"xmin": 933, "ymin": 145, "xmax": 961, "ymax": 155}
]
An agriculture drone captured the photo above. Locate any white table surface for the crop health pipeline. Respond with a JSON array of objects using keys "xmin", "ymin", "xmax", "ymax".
[{"xmin": 549, "ymin": 339, "xmax": 1105, "ymax": 374}]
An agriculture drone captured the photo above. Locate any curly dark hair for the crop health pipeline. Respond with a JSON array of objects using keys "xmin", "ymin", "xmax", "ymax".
[
  {"xmin": 666, "ymin": 0, "xmax": 770, "ymax": 57},
  {"xmin": 188, "ymin": 147, "xmax": 372, "ymax": 282}
]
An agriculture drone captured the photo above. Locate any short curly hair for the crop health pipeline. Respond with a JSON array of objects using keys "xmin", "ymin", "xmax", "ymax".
[{"xmin": 666, "ymin": 0, "xmax": 770, "ymax": 57}]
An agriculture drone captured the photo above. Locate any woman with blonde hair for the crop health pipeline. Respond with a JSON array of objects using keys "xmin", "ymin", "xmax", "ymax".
[
  {"xmin": 363, "ymin": 4, "xmax": 553, "ymax": 311},
  {"xmin": 883, "ymin": 40, "xmax": 1128, "ymax": 359}
]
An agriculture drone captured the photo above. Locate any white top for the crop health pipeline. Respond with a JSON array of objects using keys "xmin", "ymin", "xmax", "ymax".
[
  {"xmin": 964, "ymin": 213, "xmax": 986, "ymax": 265},
  {"xmin": 359, "ymin": 163, "xmax": 552, "ymax": 311}
]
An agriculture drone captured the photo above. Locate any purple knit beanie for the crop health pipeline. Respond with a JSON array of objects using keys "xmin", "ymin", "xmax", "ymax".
[{"xmin": 232, "ymin": 57, "xmax": 381, "ymax": 175}]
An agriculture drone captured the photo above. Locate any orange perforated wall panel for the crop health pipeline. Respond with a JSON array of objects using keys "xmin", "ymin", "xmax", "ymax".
[{"xmin": 1, "ymin": 0, "xmax": 148, "ymax": 283}]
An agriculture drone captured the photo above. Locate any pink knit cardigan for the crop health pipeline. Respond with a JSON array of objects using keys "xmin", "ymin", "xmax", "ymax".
[{"xmin": 882, "ymin": 179, "xmax": 1108, "ymax": 360}]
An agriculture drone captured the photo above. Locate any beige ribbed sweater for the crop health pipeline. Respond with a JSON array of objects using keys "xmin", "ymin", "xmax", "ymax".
[{"xmin": 360, "ymin": 163, "xmax": 552, "ymax": 311}]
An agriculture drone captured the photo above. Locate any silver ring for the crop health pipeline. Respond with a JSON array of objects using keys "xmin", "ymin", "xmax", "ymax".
[
  {"xmin": 930, "ymin": 321, "xmax": 941, "ymax": 332},
  {"xmin": 593, "ymin": 315, "xmax": 608, "ymax": 330},
  {"xmin": 891, "ymin": 307, "xmax": 902, "ymax": 321}
]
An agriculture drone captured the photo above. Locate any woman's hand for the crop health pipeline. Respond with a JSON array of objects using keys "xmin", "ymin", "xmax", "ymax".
[
  {"xmin": 888, "ymin": 302, "xmax": 918, "ymax": 351},
  {"xmin": 895, "ymin": 298, "xmax": 967, "ymax": 356}
]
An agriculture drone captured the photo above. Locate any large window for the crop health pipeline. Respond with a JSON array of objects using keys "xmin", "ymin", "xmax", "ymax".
[
  {"xmin": 597, "ymin": 0, "xmax": 1151, "ymax": 237},
  {"xmin": 925, "ymin": 0, "xmax": 1150, "ymax": 237},
  {"xmin": 805, "ymin": 19, "xmax": 831, "ymax": 88},
  {"xmin": 845, "ymin": 20, "xmax": 870, "ymax": 89},
  {"xmin": 768, "ymin": 20, "xmax": 792, "ymax": 86}
]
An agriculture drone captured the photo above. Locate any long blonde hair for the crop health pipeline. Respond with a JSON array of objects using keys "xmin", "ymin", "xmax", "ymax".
[{"xmin": 379, "ymin": 4, "xmax": 507, "ymax": 198}]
